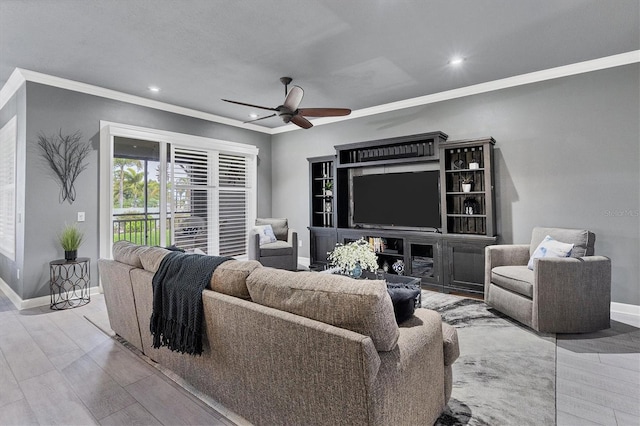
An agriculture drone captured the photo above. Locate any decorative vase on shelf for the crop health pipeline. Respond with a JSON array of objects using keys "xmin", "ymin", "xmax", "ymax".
[
  {"xmin": 462, "ymin": 183, "xmax": 472, "ymax": 193},
  {"xmin": 469, "ymin": 160, "xmax": 480, "ymax": 170},
  {"xmin": 392, "ymin": 259, "xmax": 405, "ymax": 275}
]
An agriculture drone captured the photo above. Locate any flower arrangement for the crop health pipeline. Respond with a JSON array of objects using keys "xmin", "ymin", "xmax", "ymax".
[{"xmin": 327, "ymin": 238, "xmax": 379, "ymax": 275}]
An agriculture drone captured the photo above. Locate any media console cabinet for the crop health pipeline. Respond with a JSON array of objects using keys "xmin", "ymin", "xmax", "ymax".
[{"xmin": 308, "ymin": 131, "xmax": 497, "ymax": 296}]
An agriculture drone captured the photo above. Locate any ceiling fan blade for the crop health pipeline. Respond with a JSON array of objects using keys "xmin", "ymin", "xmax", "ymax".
[
  {"xmin": 221, "ymin": 99, "xmax": 277, "ymax": 111},
  {"xmin": 298, "ymin": 108, "xmax": 351, "ymax": 117},
  {"xmin": 291, "ymin": 114, "xmax": 313, "ymax": 129},
  {"xmin": 243, "ymin": 113, "xmax": 276, "ymax": 124},
  {"xmin": 283, "ymin": 86, "xmax": 304, "ymax": 111}
]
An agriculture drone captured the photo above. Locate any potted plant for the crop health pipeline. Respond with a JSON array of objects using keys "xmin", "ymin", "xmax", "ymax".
[
  {"xmin": 324, "ymin": 180, "xmax": 333, "ymax": 196},
  {"xmin": 327, "ymin": 238, "xmax": 378, "ymax": 278},
  {"xmin": 59, "ymin": 223, "xmax": 84, "ymax": 261},
  {"xmin": 461, "ymin": 174, "xmax": 473, "ymax": 193}
]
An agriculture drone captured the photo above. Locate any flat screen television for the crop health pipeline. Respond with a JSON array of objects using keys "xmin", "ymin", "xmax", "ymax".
[{"xmin": 352, "ymin": 171, "xmax": 440, "ymax": 229}]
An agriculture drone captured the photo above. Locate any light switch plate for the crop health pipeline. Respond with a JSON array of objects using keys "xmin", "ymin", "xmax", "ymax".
[{"xmin": 77, "ymin": 212, "xmax": 85, "ymax": 222}]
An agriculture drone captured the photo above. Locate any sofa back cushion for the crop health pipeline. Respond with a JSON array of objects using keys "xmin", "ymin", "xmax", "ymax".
[
  {"xmin": 112, "ymin": 240, "xmax": 148, "ymax": 268},
  {"xmin": 210, "ymin": 260, "xmax": 262, "ymax": 299},
  {"xmin": 138, "ymin": 246, "xmax": 171, "ymax": 272},
  {"xmin": 530, "ymin": 227, "xmax": 595, "ymax": 258},
  {"xmin": 246, "ymin": 268, "xmax": 400, "ymax": 352},
  {"xmin": 134, "ymin": 244, "xmax": 260, "ymax": 300},
  {"xmin": 255, "ymin": 218, "xmax": 288, "ymax": 241}
]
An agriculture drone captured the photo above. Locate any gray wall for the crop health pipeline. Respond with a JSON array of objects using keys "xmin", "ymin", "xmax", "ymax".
[
  {"xmin": 271, "ymin": 64, "xmax": 640, "ymax": 306},
  {"xmin": 12, "ymin": 82, "xmax": 272, "ymax": 300}
]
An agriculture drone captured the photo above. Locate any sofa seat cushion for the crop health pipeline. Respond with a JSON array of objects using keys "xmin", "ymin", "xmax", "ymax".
[
  {"xmin": 491, "ymin": 266, "xmax": 534, "ymax": 298},
  {"xmin": 246, "ymin": 268, "xmax": 400, "ymax": 352},
  {"xmin": 210, "ymin": 260, "xmax": 262, "ymax": 299},
  {"xmin": 259, "ymin": 240, "xmax": 293, "ymax": 256}
]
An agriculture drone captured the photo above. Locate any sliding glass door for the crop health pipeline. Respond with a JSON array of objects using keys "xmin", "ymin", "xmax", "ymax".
[{"xmin": 100, "ymin": 122, "xmax": 258, "ymax": 261}]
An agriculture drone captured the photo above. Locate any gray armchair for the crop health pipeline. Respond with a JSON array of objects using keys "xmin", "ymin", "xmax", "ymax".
[
  {"xmin": 248, "ymin": 218, "xmax": 298, "ymax": 271},
  {"xmin": 485, "ymin": 227, "xmax": 611, "ymax": 333}
]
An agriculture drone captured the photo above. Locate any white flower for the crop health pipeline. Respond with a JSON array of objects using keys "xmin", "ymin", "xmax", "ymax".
[{"xmin": 327, "ymin": 238, "xmax": 379, "ymax": 274}]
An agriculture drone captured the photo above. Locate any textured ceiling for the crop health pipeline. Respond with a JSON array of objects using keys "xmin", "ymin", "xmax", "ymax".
[{"xmin": 1, "ymin": 0, "xmax": 638, "ymax": 128}]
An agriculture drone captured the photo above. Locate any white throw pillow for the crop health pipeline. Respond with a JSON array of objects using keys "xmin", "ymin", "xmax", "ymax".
[
  {"xmin": 527, "ymin": 235, "xmax": 574, "ymax": 270},
  {"xmin": 254, "ymin": 225, "xmax": 277, "ymax": 245}
]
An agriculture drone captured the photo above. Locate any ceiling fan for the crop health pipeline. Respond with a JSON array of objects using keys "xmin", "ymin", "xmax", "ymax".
[{"xmin": 222, "ymin": 77, "xmax": 351, "ymax": 129}]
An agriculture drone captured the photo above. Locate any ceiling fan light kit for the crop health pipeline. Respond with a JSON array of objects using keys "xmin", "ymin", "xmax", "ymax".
[{"xmin": 222, "ymin": 77, "xmax": 351, "ymax": 129}]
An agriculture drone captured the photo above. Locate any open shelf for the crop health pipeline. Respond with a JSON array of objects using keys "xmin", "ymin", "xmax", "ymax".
[
  {"xmin": 440, "ymin": 138, "xmax": 495, "ymax": 236},
  {"xmin": 309, "ymin": 157, "xmax": 335, "ymax": 228},
  {"xmin": 336, "ymin": 131, "xmax": 447, "ymax": 167}
]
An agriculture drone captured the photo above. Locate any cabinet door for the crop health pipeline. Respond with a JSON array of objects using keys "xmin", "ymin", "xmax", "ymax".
[
  {"xmin": 443, "ymin": 240, "xmax": 487, "ymax": 294},
  {"xmin": 407, "ymin": 240, "xmax": 441, "ymax": 286},
  {"xmin": 309, "ymin": 228, "xmax": 337, "ymax": 266}
]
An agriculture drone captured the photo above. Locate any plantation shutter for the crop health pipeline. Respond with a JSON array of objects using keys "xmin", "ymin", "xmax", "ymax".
[
  {"xmin": 218, "ymin": 154, "xmax": 249, "ymax": 257},
  {"xmin": 0, "ymin": 117, "xmax": 16, "ymax": 260},
  {"xmin": 171, "ymin": 147, "xmax": 212, "ymax": 253}
]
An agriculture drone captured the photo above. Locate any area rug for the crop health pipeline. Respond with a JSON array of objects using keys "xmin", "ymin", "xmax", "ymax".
[{"xmin": 421, "ymin": 291, "xmax": 556, "ymax": 426}]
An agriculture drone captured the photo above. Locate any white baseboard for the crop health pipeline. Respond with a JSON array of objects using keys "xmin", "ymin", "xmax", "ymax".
[
  {"xmin": 611, "ymin": 302, "xmax": 640, "ymax": 317},
  {"xmin": 0, "ymin": 276, "xmax": 102, "ymax": 310},
  {"xmin": 0, "ymin": 276, "xmax": 23, "ymax": 310},
  {"xmin": 298, "ymin": 256, "xmax": 310, "ymax": 268}
]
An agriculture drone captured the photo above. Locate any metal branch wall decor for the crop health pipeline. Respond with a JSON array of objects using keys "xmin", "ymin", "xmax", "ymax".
[{"xmin": 37, "ymin": 130, "xmax": 91, "ymax": 204}]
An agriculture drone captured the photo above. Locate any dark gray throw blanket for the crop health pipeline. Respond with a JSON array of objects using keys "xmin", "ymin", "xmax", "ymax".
[{"xmin": 150, "ymin": 251, "xmax": 231, "ymax": 355}]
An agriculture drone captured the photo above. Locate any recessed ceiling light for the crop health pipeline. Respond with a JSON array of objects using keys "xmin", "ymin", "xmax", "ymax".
[
  {"xmin": 148, "ymin": 86, "xmax": 161, "ymax": 92},
  {"xmin": 449, "ymin": 56, "xmax": 465, "ymax": 66},
  {"xmin": 248, "ymin": 113, "xmax": 259, "ymax": 119}
]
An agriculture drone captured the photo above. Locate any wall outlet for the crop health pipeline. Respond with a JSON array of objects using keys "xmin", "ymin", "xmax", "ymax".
[
  {"xmin": 298, "ymin": 239, "xmax": 303, "ymax": 247},
  {"xmin": 77, "ymin": 212, "xmax": 85, "ymax": 222}
]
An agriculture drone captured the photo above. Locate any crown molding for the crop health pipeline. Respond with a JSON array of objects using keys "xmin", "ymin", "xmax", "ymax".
[
  {"xmin": 4, "ymin": 68, "xmax": 272, "ymax": 134},
  {"xmin": 0, "ymin": 68, "xmax": 27, "ymax": 110},
  {"xmin": 1, "ymin": 50, "xmax": 638, "ymax": 135}
]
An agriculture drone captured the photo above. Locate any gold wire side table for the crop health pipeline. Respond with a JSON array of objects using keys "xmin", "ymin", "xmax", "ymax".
[{"xmin": 49, "ymin": 258, "xmax": 91, "ymax": 310}]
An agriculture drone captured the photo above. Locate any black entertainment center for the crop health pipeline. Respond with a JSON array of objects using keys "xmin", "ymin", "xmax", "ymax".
[{"xmin": 308, "ymin": 131, "xmax": 497, "ymax": 295}]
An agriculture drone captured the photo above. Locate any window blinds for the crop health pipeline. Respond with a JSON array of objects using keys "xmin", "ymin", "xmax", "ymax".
[
  {"xmin": 219, "ymin": 154, "xmax": 249, "ymax": 257},
  {"xmin": 171, "ymin": 148, "xmax": 251, "ymax": 257},
  {"xmin": 171, "ymin": 147, "xmax": 211, "ymax": 253},
  {"xmin": 0, "ymin": 117, "xmax": 16, "ymax": 260}
]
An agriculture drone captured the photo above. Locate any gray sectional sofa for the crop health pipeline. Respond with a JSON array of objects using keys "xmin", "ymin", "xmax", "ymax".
[{"xmin": 98, "ymin": 241, "xmax": 459, "ymax": 426}]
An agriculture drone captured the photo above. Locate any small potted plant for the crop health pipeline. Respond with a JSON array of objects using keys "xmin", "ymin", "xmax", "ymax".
[
  {"xmin": 59, "ymin": 223, "xmax": 84, "ymax": 261},
  {"xmin": 461, "ymin": 175, "xmax": 473, "ymax": 193},
  {"xmin": 324, "ymin": 180, "xmax": 333, "ymax": 196}
]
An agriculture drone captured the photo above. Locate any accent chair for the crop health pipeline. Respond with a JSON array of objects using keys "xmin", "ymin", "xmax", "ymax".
[
  {"xmin": 484, "ymin": 227, "xmax": 611, "ymax": 333},
  {"xmin": 248, "ymin": 218, "xmax": 298, "ymax": 271}
]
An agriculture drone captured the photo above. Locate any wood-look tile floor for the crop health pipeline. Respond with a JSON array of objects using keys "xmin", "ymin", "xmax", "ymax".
[
  {"xmin": 0, "ymin": 292, "xmax": 236, "ymax": 426},
  {"xmin": 0, "ymin": 289, "xmax": 638, "ymax": 425},
  {"xmin": 556, "ymin": 312, "xmax": 640, "ymax": 426}
]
